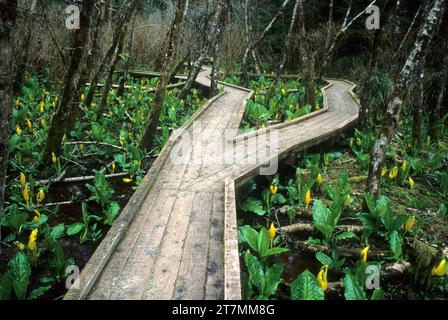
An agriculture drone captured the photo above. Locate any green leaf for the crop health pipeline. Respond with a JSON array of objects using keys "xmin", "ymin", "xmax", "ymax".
[
  {"xmin": 8, "ymin": 252, "xmax": 31, "ymax": 300},
  {"xmin": 239, "ymin": 225, "xmax": 258, "ymax": 252},
  {"xmin": 28, "ymin": 286, "xmax": 51, "ymax": 300},
  {"xmin": 335, "ymin": 231, "xmax": 358, "ymax": 241},
  {"xmin": 50, "ymin": 224, "xmax": 65, "ymax": 240},
  {"xmin": 343, "ymin": 271, "xmax": 367, "ymax": 300},
  {"xmin": 312, "ymin": 200, "xmax": 336, "ymax": 243},
  {"xmin": 244, "ymin": 251, "xmax": 264, "ymax": 290},
  {"xmin": 0, "ymin": 273, "xmax": 11, "ymax": 300},
  {"xmin": 257, "ymin": 228, "xmax": 271, "ymax": 257},
  {"xmin": 316, "ymin": 252, "xmax": 333, "ymax": 267},
  {"xmin": 291, "ymin": 269, "xmax": 324, "ymax": 300},
  {"xmin": 240, "ymin": 198, "xmax": 266, "ymax": 216},
  {"xmin": 371, "ymin": 288, "xmax": 385, "ymax": 300},
  {"xmin": 389, "ymin": 230, "xmax": 402, "ymax": 260},
  {"xmin": 265, "ymin": 247, "xmax": 289, "ymax": 257},
  {"xmin": 264, "ymin": 263, "xmax": 284, "ymax": 297},
  {"xmin": 66, "ymin": 223, "xmax": 84, "ymax": 236}
]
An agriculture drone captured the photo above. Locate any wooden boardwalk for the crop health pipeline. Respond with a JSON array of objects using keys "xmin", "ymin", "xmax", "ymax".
[{"xmin": 64, "ymin": 68, "xmax": 359, "ymax": 300}]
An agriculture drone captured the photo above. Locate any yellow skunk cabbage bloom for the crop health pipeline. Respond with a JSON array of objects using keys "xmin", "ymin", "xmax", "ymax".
[
  {"xmin": 316, "ymin": 173, "xmax": 323, "ymax": 185},
  {"xmin": 26, "ymin": 119, "xmax": 32, "ymax": 130},
  {"xmin": 361, "ymin": 246, "xmax": 369, "ymax": 263},
  {"xmin": 401, "ymin": 160, "xmax": 407, "ymax": 172},
  {"xmin": 389, "ymin": 167, "xmax": 398, "ymax": 179},
  {"xmin": 16, "ymin": 126, "xmax": 22, "ymax": 135},
  {"xmin": 28, "ymin": 229, "xmax": 38, "ymax": 252},
  {"xmin": 270, "ymin": 184, "xmax": 278, "ymax": 195},
  {"xmin": 79, "ymin": 144, "xmax": 85, "ymax": 151},
  {"xmin": 381, "ymin": 167, "xmax": 387, "ymax": 177},
  {"xmin": 111, "ymin": 162, "xmax": 116, "ymax": 173},
  {"xmin": 349, "ymin": 138, "xmax": 354, "ymax": 147},
  {"xmin": 432, "ymin": 259, "xmax": 448, "ymax": 277},
  {"xmin": 281, "ymin": 88, "xmax": 286, "ymax": 95},
  {"xmin": 51, "ymin": 152, "xmax": 57, "ymax": 164},
  {"xmin": 15, "ymin": 98, "xmax": 20, "ymax": 107},
  {"xmin": 20, "ymin": 172, "xmax": 26, "ymax": 187},
  {"xmin": 305, "ymin": 190, "xmax": 311, "ymax": 209},
  {"xmin": 81, "ymin": 94, "xmax": 85, "ymax": 102},
  {"xmin": 40, "ymin": 119, "xmax": 46, "ymax": 127},
  {"xmin": 14, "ymin": 241, "xmax": 25, "ymax": 251},
  {"xmin": 39, "ymin": 101, "xmax": 44, "ymax": 113},
  {"xmin": 405, "ymin": 215, "xmax": 415, "ymax": 232},
  {"xmin": 317, "ymin": 265, "xmax": 329, "ymax": 292},
  {"xmin": 36, "ymin": 189, "xmax": 45, "ymax": 203},
  {"xmin": 315, "ymin": 103, "xmax": 320, "ymax": 110},
  {"xmin": 123, "ymin": 178, "xmax": 132, "ymax": 183},
  {"xmin": 344, "ymin": 194, "xmax": 350, "ymax": 207},
  {"xmin": 409, "ymin": 177, "xmax": 414, "ymax": 189},
  {"xmin": 119, "ymin": 135, "xmax": 125, "ymax": 146},
  {"xmin": 356, "ymin": 137, "xmax": 362, "ymax": 146},
  {"xmin": 52, "ymin": 100, "xmax": 56, "ymax": 108},
  {"xmin": 22, "ymin": 184, "xmax": 30, "ymax": 204},
  {"xmin": 269, "ymin": 223, "xmax": 276, "ymax": 240}
]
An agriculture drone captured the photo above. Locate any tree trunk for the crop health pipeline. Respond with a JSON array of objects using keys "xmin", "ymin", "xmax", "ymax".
[
  {"xmin": 324, "ymin": 0, "xmax": 334, "ymax": 53},
  {"xmin": 42, "ymin": 0, "xmax": 95, "ymax": 159},
  {"xmin": 210, "ymin": 0, "xmax": 230, "ymax": 97},
  {"xmin": 97, "ymin": 25, "xmax": 127, "ymax": 116},
  {"xmin": 84, "ymin": 0, "xmax": 137, "ymax": 109},
  {"xmin": 139, "ymin": 0, "xmax": 186, "ymax": 152},
  {"xmin": 0, "ymin": 0, "xmax": 18, "ymax": 243},
  {"xmin": 117, "ymin": 12, "xmax": 136, "ymax": 98},
  {"xmin": 303, "ymin": 54, "xmax": 316, "ymax": 108},
  {"xmin": 428, "ymin": 38, "xmax": 448, "ymax": 140},
  {"xmin": 268, "ymin": 0, "xmax": 301, "ymax": 100},
  {"xmin": 412, "ymin": 61, "xmax": 425, "ymax": 150},
  {"xmin": 367, "ymin": 0, "xmax": 445, "ymax": 198},
  {"xmin": 240, "ymin": 0, "xmax": 290, "ymax": 87}
]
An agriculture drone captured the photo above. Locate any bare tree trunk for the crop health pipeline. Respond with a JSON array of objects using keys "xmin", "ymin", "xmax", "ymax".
[
  {"xmin": 42, "ymin": 0, "xmax": 95, "ymax": 159},
  {"xmin": 324, "ymin": 0, "xmax": 334, "ymax": 53},
  {"xmin": 117, "ymin": 12, "xmax": 136, "ymax": 98},
  {"xmin": 429, "ymin": 38, "xmax": 448, "ymax": 140},
  {"xmin": 139, "ymin": 0, "xmax": 186, "ymax": 152},
  {"xmin": 210, "ymin": 0, "xmax": 230, "ymax": 97},
  {"xmin": 0, "ymin": 0, "xmax": 18, "ymax": 243},
  {"xmin": 367, "ymin": 0, "xmax": 445, "ymax": 198},
  {"xmin": 412, "ymin": 61, "xmax": 425, "ymax": 150},
  {"xmin": 97, "ymin": 25, "xmax": 127, "ymax": 116},
  {"xmin": 84, "ymin": 0, "xmax": 137, "ymax": 109},
  {"xmin": 268, "ymin": 0, "xmax": 300, "ymax": 99},
  {"xmin": 240, "ymin": 0, "xmax": 290, "ymax": 87}
]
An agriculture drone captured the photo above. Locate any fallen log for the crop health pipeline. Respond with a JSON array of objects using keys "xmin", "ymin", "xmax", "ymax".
[
  {"xmin": 296, "ymin": 241, "xmax": 388, "ymax": 260},
  {"xmin": 281, "ymin": 223, "xmax": 363, "ymax": 234}
]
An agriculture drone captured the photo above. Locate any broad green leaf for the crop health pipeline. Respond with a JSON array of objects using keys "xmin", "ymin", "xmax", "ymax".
[
  {"xmin": 8, "ymin": 252, "xmax": 31, "ymax": 300},
  {"xmin": 66, "ymin": 223, "xmax": 84, "ymax": 236},
  {"xmin": 265, "ymin": 247, "xmax": 289, "ymax": 257},
  {"xmin": 0, "ymin": 273, "xmax": 11, "ymax": 300},
  {"xmin": 371, "ymin": 288, "xmax": 385, "ymax": 300},
  {"xmin": 343, "ymin": 271, "xmax": 367, "ymax": 300},
  {"xmin": 28, "ymin": 285, "xmax": 51, "ymax": 300},
  {"xmin": 50, "ymin": 224, "xmax": 65, "ymax": 240},
  {"xmin": 312, "ymin": 200, "xmax": 335, "ymax": 242},
  {"xmin": 389, "ymin": 230, "xmax": 402, "ymax": 260},
  {"xmin": 335, "ymin": 231, "xmax": 358, "ymax": 241},
  {"xmin": 244, "ymin": 251, "xmax": 264, "ymax": 290},
  {"xmin": 257, "ymin": 228, "xmax": 271, "ymax": 257},
  {"xmin": 291, "ymin": 269, "xmax": 324, "ymax": 300},
  {"xmin": 316, "ymin": 252, "xmax": 333, "ymax": 267},
  {"xmin": 239, "ymin": 225, "xmax": 258, "ymax": 252},
  {"xmin": 240, "ymin": 198, "xmax": 266, "ymax": 216},
  {"xmin": 264, "ymin": 263, "xmax": 284, "ymax": 297}
]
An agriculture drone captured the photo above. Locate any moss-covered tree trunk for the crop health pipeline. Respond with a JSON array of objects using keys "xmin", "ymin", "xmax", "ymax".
[
  {"xmin": 117, "ymin": 12, "xmax": 136, "ymax": 98},
  {"xmin": 42, "ymin": 0, "xmax": 94, "ymax": 159},
  {"xmin": 367, "ymin": 0, "xmax": 445, "ymax": 198},
  {"xmin": 0, "ymin": 0, "xmax": 18, "ymax": 243},
  {"xmin": 412, "ymin": 61, "xmax": 425, "ymax": 150},
  {"xmin": 138, "ymin": 0, "xmax": 186, "ymax": 152}
]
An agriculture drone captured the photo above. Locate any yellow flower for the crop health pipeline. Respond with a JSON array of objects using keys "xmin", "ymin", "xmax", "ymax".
[
  {"xmin": 52, "ymin": 152, "xmax": 57, "ymax": 164},
  {"xmin": 79, "ymin": 144, "xmax": 85, "ymax": 151},
  {"xmin": 270, "ymin": 184, "xmax": 278, "ymax": 195},
  {"xmin": 22, "ymin": 184, "xmax": 29, "ymax": 204},
  {"xmin": 349, "ymin": 138, "xmax": 354, "ymax": 147},
  {"xmin": 123, "ymin": 178, "xmax": 132, "ymax": 183},
  {"xmin": 356, "ymin": 137, "xmax": 362, "ymax": 146},
  {"xmin": 119, "ymin": 135, "xmax": 125, "ymax": 146},
  {"xmin": 111, "ymin": 162, "xmax": 116, "ymax": 173},
  {"xmin": 305, "ymin": 190, "xmax": 311, "ymax": 209},
  {"xmin": 295, "ymin": 103, "xmax": 300, "ymax": 111},
  {"xmin": 138, "ymin": 160, "xmax": 141, "ymax": 168},
  {"xmin": 315, "ymin": 103, "xmax": 320, "ymax": 110},
  {"xmin": 389, "ymin": 166, "xmax": 398, "ymax": 179},
  {"xmin": 344, "ymin": 194, "xmax": 350, "ymax": 207},
  {"xmin": 432, "ymin": 259, "xmax": 448, "ymax": 276},
  {"xmin": 401, "ymin": 160, "xmax": 407, "ymax": 172},
  {"xmin": 316, "ymin": 173, "xmax": 323, "ymax": 185},
  {"xmin": 26, "ymin": 119, "xmax": 32, "ymax": 130},
  {"xmin": 20, "ymin": 172, "xmax": 26, "ymax": 188},
  {"xmin": 28, "ymin": 229, "xmax": 38, "ymax": 252},
  {"xmin": 405, "ymin": 215, "xmax": 415, "ymax": 232},
  {"xmin": 317, "ymin": 265, "xmax": 329, "ymax": 292},
  {"xmin": 40, "ymin": 119, "xmax": 46, "ymax": 127},
  {"xmin": 281, "ymin": 88, "xmax": 286, "ymax": 95},
  {"xmin": 14, "ymin": 241, "xmax": 25, "ymax": 251},
  {"xmin": 52, "ymin": 100, "xmax": 56, "ymax": 108},
  {"xmin": 16, "ymin": 126, "xmax": 22, "ymax": 135},
  {"xmin": 408, "ymin": 177, "xmax": 414, "ymax": 189},
  {"xmin": 269, "ymin": 223, "xmax": 276, "ymax": 240},
  {"xmin": 39, "ymin": 100, "xmax": 44, "ymax": 113},
  {"xmin": 361, "ymin": 246, "xmax": 369, "ymax": 263},
  {"xmin": 36, "ymin": 189, "xmax": 45, "ymax": 203},
  {"xmin": 381, "ymin": 167, "xmax": 387, "ymax": 177},
  {"xmin": 15, "ymin": 98, "xmax": 20, "ymax": 107},
  {"xmin": 81, "ymin": 94, "xmax": 85, "ymax": 102}
]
